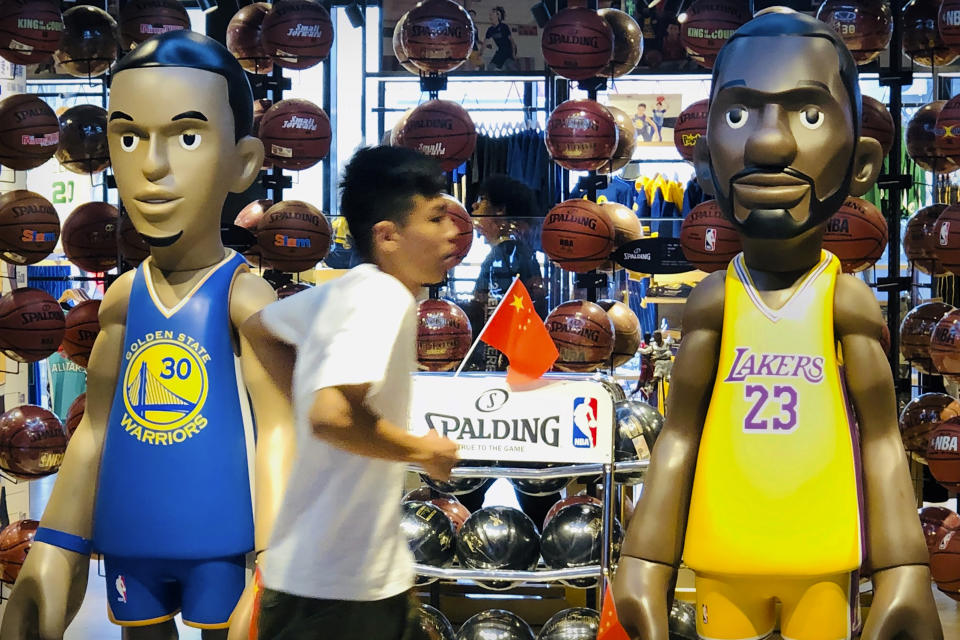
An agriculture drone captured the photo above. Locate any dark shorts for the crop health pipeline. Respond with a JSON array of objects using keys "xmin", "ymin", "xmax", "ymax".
[{"xmin": 257, "ymin": 588, "xmax": 427, "ymax": 640}]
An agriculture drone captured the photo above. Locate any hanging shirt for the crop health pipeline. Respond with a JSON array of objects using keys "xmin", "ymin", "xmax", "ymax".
[{"xmin": 48, "ymin": 350, "xmax": 86, "ymax": 423}]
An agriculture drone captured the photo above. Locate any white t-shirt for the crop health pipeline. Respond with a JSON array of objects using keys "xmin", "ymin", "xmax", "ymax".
[{"xmin": 260, "ymin": 263, "xmax": 417, "ymax": 601}]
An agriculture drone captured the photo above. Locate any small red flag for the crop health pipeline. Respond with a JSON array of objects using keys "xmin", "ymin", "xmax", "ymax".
[
  {"xmin": 598, "ymin": 582, "xmax": 632, "ymax": 640},
  {"xmin": 478, "ymin": 278, "xmax": 558, "ymax": 385}
]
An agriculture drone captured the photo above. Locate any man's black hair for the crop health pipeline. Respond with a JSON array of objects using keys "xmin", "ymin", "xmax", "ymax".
[
  {"xmin": 494, "ymin": 6, "xmax": 506, "ymax": 20},
  {"xmin": 478, "ymin": 174, "xmax": 536, "ymax": 218},
  {"xmin": 340, "ymin": 147, "xmax": 447, "ymax": 262},
  {"xmin": 111, "ymin": 30, "xmax": 253, "ymax": 142}
]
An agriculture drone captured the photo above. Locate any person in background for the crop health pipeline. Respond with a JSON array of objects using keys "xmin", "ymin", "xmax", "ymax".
[{"xmin": 485, "ymin": 6, "xmax": 518, "ymax": 71}]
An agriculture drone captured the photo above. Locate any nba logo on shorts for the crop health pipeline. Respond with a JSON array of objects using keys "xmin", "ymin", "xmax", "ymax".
[
  {"xmin": 942, "ymin": 221, "xmax": 951, "ymax": 246},
  {"xmin": 704, "ymin": 228, "xmax": 717, "ymax": 252},
  {"xmin": 116, "ymin": 575, "xmax": 128, "ymax": 603},
  {"xmin": 572, "ymin": 397, "xmax": 598, "ymax": 448}
]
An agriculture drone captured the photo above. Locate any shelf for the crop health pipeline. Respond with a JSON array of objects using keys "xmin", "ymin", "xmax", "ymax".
[
  {"xmin": 411, "ymin": 461, "xmax": 648, "ymax": 480},
  {"xmin": 413, "ymin": 564, "xmax": 602, "ymax": 583}
]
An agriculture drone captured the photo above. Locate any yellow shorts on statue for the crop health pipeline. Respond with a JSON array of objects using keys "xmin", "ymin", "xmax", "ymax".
[{"xmin": 694, "ymin": 572, "xmax": 859, "ymax": 640}]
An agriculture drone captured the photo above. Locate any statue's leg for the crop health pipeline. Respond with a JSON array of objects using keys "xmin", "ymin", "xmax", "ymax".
[{"xmin": 122, "ymin": 619, "xmax": 178, "ymax": 640}]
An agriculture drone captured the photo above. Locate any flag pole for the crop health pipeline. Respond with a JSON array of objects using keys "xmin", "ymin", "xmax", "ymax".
[{"xmin": 453, "ymin": 276, "xmax": 520, "ymax": 377}]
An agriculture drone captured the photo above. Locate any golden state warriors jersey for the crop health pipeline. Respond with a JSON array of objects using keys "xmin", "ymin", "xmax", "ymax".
[
  {"xmin": 683, "ymin": 251, "xmax": 863, "ymax": 577},
  {"xmin": 94, "ymin": 250, "xmax": 255, "ymax": 559}
]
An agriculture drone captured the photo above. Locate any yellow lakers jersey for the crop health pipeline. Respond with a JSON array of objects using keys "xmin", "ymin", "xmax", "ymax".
[{"xmin": 683, "ymin": 251, "xmax": 863, "ymax": 577}]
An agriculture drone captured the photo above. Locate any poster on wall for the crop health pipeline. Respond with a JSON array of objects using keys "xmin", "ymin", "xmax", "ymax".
[{"xmin": 606, "ymin": 93, "xmax": 682, "ymax": 148}]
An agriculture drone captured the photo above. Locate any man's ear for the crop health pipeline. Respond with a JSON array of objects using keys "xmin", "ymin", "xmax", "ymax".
[
  {"xmin": 371, "ymin": 219, "xmax": 400, "ymax": 258},
  {"xmin": 692, "ymin": 137, "xmax": 715, "ymax": 197},
  {"xmin": 229, "ymin": 135, "xmax": 266, "ymax": 193},
  {"xmin": 847, "ymin": 136, "xmax": 883, "ymax": 197}
]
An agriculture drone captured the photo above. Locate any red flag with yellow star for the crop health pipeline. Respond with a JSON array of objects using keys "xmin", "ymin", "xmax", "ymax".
[
  {"xmin": 598, "ymin": 582, "xmax": 631, "ymax": 640},
  {"xmin": 478, "ymin": 277, "xmax": 558, "ymax": 385}
]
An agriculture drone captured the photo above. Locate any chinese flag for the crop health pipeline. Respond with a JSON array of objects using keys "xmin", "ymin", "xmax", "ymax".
[
  {"xmin": 479, "ymin": 277, "xmax": 558, "ymax": 385},
  {"xmin": 598, "ymin": 582, "xmax": 632, "ymax": 640}
]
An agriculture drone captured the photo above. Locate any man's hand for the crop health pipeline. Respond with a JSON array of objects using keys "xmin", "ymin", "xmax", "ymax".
[{"xmin": 418, "ymin": 429, "xmax": 459, "ymax": 482}]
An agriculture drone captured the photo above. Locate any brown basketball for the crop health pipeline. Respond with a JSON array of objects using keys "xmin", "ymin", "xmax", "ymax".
[
  {"xmin": 392, "ymin": 13, "xmax": 419, "ymax": 74},
  {"xmin": 937, "ymin": 94, "xmax": 960, "ymax": 165},
  {"xmin": 62, "ymin": 299, "xmax": 99, "ymax": 368},
  {"xmin": 256, "ymin": 200, "xmax": 331, "ymax": 272},
  {"xmin": 541, "ymin": 8, "xmax": 614, "ymax": 80},
  {"xmin": 259, "ymin": 99, "xmax": 331, "ymax": 171},
  {"xmin": 862, "ymin": 95, "xmax": 894, "ymax": 157},
  {"xmin": 400, "ymin": 0, "xmax": 474, "ymax": 74},
  {"xmin": 0, "ymin": 405, "xmax": 66, "ymax": 479},
  {"xmin": 53, "ymin": 5, "xmax": 118, "ymax": 78},
  {"xmin": 941, "ymin": 0, "xmax": 960, "ymax": 45},
  {"xmin": 547, "ymin": 300, "xmax": 615, "ymax": 372},
  {"xmin": 933, "ymin": 204, "xmax": 960, "ymax": 273},
  {"xmin": 817, "ymin": 0, "xmax": 892, "ymax": 65},
  {"xmin": 546, "ymin": 100, "xmax": 618, "ymax": 172},
  {"xmin": 931, "ymin": 308, "xmax": 960, "ymax": 383},
  {"xmin": 598, "ymin": 201, "xmax": 642, "ymax": 270},
  {"xmin": 235, "ymin": 199, "xmax": 273, "ymax": 231},
  {"xmin": 680, "ymin": 200, "xmax": 742, "ymax": 272},
  {"xmin": 65, "ymin": 392, "xmax": 84, "ymax": 439},
  {"xmin": 119, "ymin": 0, "xmax": 189, "ymax": 50},
  {"xmin": 416, "ymin": 298, "xmax": 472, "ymax": 372},
  {"xmin": 599, "ymin": 106, "xmax": 636, "ymax": 174},
  {"xmin": 904, "ymin": 204, "xmax": 947, "ymax": 274},
  {"xmin": 227, "ymin": 2, "xmax": 273, "ymax": 74},
  {"xmin": 674, "ymin": 99, "xmax": 709, "ymax": 163},
  {"xmin": 55, "ymin": 104, "xmax": 108, "ymax": 175},
  {"xmin": 427, "ymin": 496, "xmax": 470, "ymax": 532},
  {"xmin": 0, "ymin": 0, "xmax": 62, "ymax": 65},
  {"xmin": 0, "ymin": 93, "xmax": 59, "ymax": 171},
  {"xmin": 275, "ymin": 282, "xmax": 311, "ymax": 299},
  {"xmin": 898, "ymin": 392, "xmax": 960, "ymax": 457},
  {"xmin": 929, "ymin": 418, "xmax": 960, "ymax": 492},
  {"xmin": 541, "ymin": 199, "xmax": 615, "ymax": 272},
  {"xmin": 62, "ymin": 201, "xmax": 118, "ymax": 273},
  {"xmin": 931, "ymin": 527, "xmax": 960, "ymax": 597},
  {"xmin": 900, "ymin": 302, "xmax": 955, "ymax": 374},
  {"xmin": 117, "ymin": 213, "xmax": 149, "ymax": 267},
  {"xmin": 597, "ymin": 8, "xmax": 642, "ymax": 78},
  {"xmin": 390, "ymin": 107, "xmax": 416, "ymax": 146},
  {"xmin": 597, "ymin": 299, "xmax": 641, "ymax": 367},
  {"xmin": 822, "ymin": 197, "xmax": 887, "ymax": 272},
  {"xmin": 544, "ymin": 495, "xmax": 601, "ymax": 530},
  {"xmin": 906, "ymin": 101, "xmax": 958, "ymax": 173},
  {"xmin": 440, "ymin": 194, "xmax": 473, "ymax": 265},
  {"xmin": 261, "ymin": 0, "xmax": 333, "ymax": 70},
  {"xmin": 394, "ymin": 100, "xmax": 476, "ymax": 173},
  {"xmin": 0, "ymin": 288, "xmax": 64, "ymax": 363},
  {"xmin": 678, "ymin": 0, "xmax": 750, "ymax": 69},
  {"xmin": 0, "ymin": 519, "xmax": 38, "ymax": 584},
  {"xmin": 921, "ymin": 506, "xmax": 960, "ymax": 554},
  {"xmin": 904, "ymin": 0, "xmax": 960, "ymax": 66},
  {"xmin": 0, "ymin": 190, "xmax": 59, "ymax": 265}
]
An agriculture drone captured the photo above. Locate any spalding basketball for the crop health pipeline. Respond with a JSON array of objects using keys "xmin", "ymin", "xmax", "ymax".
[
  {"xmin": 541, "ymin": 199, "xmax": 615, "ymax": 273},
  {"xmin": 822, "ymin": 197, "xmax": 887, "ymax": 272},
  {"xmin": 541, "ymin": 8, "xmax": 614, "ymax": 81},
  {"xmin": 904, "ymin": 204, "xmax": 947, "ymax": 274},
  {"xmin": 256, "ymin": 200, "xmax": 331, "ymax": 272},
  {"xmin": 393, "ymin": 13, "xmax": 419, "ymax": 74},
  {"xmin": 62, "ymin": 201, "xmax": 118, "ymax": 273},
  {"xmin": 680, "ymin": 200, "xmax": 742, "ymax": 272},
  {"xmin": 0, "ymin": 93, "xmax": 59, "ymax": 171},
  {"xmin": 598, "ymin": 201, "xmax": 643, "ymax": 270},
  {"xmin": 600, "ymin": 106, "xmax": 636, "ymax": 174},
  {"xmin": 899, "ymin": 392, "xmax": 960, "ymax": 457},
  {"xmin": 226, "ymin": 2, "xmax": 274, "ymax": 74},
  {"xmin": 117, "ymin": 213, "xmax": 149, "ymax": 267},
  {"xmin": 55, "ymin": 104, "xmax": 108, "ymax": 175},
  {"xmin": 394, "ymin": 100, "xmax": 476, "ymax": 172},
  {"xmin": 933, "ymin": 204, "xmax": 960, "ymax": 273},
  {"xmin": 900, "ymin": 302, "xmax": 954, "ymax": 374},
  {"xmin": 547, "ymin": 300, "xmax": 615, "ymax": 372},
  {"xmin": 259, "ymin": 99, "xmax": 331, "ymax": 171},
  {"xmin": 678, "ymin": 0, "xmax": 750, "ymax": 69},
  {"xmin": 235, "ymin": 199, "xmax": 273, "ymax": 231},
  {"xmin": 0, "ymin": 405, "xmax": 66, "ymax": 479},
  {"xmin": 817, "ymin": 0, "xmax": 892, "ymax": 65},
  {"xmin": 62, "ymin": 299, "xmax": 100, "ymax": 368},
  {"xmin": 546, "ymin": 99, "xmax": 618, "ymax": 172},
  {"xmin": 906, "ymin": 101, "xmax": 958, "ymax": 174},
  {"xmin": 65, "ymin": 392, "xmax": 84, "ymax": 439},
  {"xmin": 440, "ymin": 194, "xmax": 472, "ymax": 265},
  {"xmin": 942, "ymin": 0, "xmax": 960, "ymax": 45},
  {"xmin": 921, "ymin": 506, "xmax": 960, "ymax": 554},
  {"xmin": 597, "ymin": 299, "xmax": 641, "ymax": 367},
  {"xmin": 597, "ymin": 8, "xmax": 642, "ymax": 78},
  {"xmin": 417, "ymin": 298, "xmax": 472, "ymax": 372},
  {"xmin": 674, "ymin": 99, "xmax": 709, "ymax": 163},
  {"xmin": 0, "ymin": 0, "xmax": 62, "ymax": 65},
  {"xmin": 936, "ymin": 93, "xmax": 960, "ymax": 166},
  {"xmin": 53, "ymin": 5, "xmax": 118, "ymax": 78},
  {"xmin": 401, "ymin": 0, "xmax": 474, "ymax": 74},
  {"xmin": 276, "ymin": 282, "xmax": 311, "ymax": 299},
  {"xmin": 932, "ymin": 308, "xmax": 960, "ymax": 383},
  {"xmin": 0, "ymin": 190, "xmax": 59, "ymax": 265},
  {"xmin": 119, "ymin": 0, "xmax": 189, "ymax": 50},
  {"xmin": 904, "ymin": 0, "xmax": 960, "ymax": 66},
  {"xmin": 931, "ymin": 528, "xmax": 960, "ymax": 599},
  {"xmin": 862, "ymin": 95, "xmax": 894, "ymax": 157},
  {"xmin": 0, "ymin": 288, "xmax": 63, "ymax": 362},
  {"xmin": 261, "ymin": 0, "xmax": 333, "ymax": 70},
  {"xmin": 0, "ymin": 519, "xmax": 38, "ymax": 584},
  {"xmin": 544, "ymin": 495, "xmax": 601, "ymax": 530}
]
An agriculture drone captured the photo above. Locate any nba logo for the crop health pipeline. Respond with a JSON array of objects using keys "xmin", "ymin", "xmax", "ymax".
[
  {"xmin": 572, "ymin": 397, "xmax": 598, "ymax": 448},
  {"xmin": 942, "ymin": 221, "xmax": 951, "ymax": 246},
  {"xmin": 704, "ymin": 228, "xmax": 717, "ymax": 252},
  {"xmin": 116, "ymin": 575, "xmax": 128, "ymax": 603}
]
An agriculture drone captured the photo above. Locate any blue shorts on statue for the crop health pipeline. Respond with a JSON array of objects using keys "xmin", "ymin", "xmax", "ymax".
[{"xmin": 104, "ymin": 554, "xmax": 246, "ymax": 629}]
